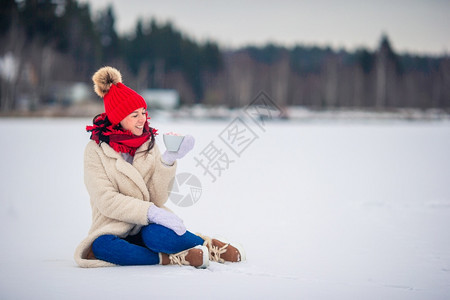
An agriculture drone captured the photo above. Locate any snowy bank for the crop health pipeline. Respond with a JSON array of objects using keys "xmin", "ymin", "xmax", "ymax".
[{"xmin": 0, "ymin": 117, "xmax": 449, "ymax": 299}]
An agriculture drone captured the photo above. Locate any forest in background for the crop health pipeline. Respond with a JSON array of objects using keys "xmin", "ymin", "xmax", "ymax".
[{"xmin": 1, "ymin": 0, "xmax": 449, "ymax": 114}]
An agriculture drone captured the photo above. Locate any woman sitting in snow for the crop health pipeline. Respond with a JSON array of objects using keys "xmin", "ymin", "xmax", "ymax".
[{"xmin": 74, "ymin": 66, "xmax": 245, "ymax": 268}]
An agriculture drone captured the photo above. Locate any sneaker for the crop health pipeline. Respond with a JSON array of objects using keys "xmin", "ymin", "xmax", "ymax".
[
  {"xmin": 160, "ymin": 245, "xmax": 209, "ymax": 269},
  {"xmin": 198, "ymin": 234, "xmax": 246, "ymax": 263}
]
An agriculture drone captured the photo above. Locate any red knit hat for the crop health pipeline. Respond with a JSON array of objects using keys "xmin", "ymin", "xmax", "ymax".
[{"xmin": 92, "ymin": 66, "xmax": 147, "ymax": 125}]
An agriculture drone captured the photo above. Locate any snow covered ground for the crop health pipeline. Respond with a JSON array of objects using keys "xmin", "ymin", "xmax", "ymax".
[{"xmin": 0, "ymin": 116, "xmax": 449, "ymax": 299}]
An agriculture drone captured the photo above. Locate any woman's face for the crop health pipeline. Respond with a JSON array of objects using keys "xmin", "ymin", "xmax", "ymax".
[{"xmin": 120, "ymin": 107, "xmax": 147, "ymax": 136}]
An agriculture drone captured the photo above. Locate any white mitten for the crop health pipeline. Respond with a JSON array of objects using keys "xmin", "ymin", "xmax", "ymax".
[
  {"xmin": 147, "ymin": 205, "xmax": 186, "ymax": 236},
  {"xmin": 161, "ymin": 135, "xmax": 195, "ymax": 165}
]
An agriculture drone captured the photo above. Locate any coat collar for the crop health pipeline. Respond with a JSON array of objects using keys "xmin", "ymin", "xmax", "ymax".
[{"xmin": 100, "ymin": 141, "xmax": 156, "ymax": 201}]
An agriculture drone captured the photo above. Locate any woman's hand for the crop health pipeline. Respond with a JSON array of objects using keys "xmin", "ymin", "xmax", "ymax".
[
  {"xmin": 147, "ymin": 205, "xmax": 186, "ymax": 236},
  {"xmin": 161, "ymin": 135, "xmax": 195, "ymax": 166}
]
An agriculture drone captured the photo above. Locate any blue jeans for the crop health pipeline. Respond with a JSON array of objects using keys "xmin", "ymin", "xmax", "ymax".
[{"xmin": 92, "ymin": 224, "xmax": 205, "ymax": 266}]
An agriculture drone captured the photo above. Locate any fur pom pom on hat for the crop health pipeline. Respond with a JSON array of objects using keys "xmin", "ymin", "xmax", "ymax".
[{"xmin": 92, "ymin": 66, "xmax": 147, "ymax": 125}]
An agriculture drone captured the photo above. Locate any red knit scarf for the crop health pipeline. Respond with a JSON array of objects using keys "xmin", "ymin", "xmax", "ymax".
[{"xmin": 86, "ymin": 113, "xmax": 158, "ymax": 156}]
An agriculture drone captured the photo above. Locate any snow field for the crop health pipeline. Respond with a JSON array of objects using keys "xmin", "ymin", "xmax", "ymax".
[{"xmin": 0, "ymin": 117, "xmax": 449, "ymax": 299}]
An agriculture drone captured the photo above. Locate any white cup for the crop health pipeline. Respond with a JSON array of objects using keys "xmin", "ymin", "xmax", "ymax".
[{"xmin": 163, "ymin": 134, "xmax": 185, "ymax": 152}]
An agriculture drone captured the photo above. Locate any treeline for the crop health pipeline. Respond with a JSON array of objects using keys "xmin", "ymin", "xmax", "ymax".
[
  {"xmin": 1, "ymin": 0, "xmax": 449, "ymax": 112},
  {"xmin": 218, "ymin": 39, "xmax": 450, "ymax": 109}
]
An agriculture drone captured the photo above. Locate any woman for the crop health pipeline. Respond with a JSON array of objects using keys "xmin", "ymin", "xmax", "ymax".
[{"xmin": 74, "ymin": 66, "xmax": 245, "ymax": 268}]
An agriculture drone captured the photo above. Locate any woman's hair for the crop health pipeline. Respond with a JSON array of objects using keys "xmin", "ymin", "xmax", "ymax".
[{"xmin": 91, "ymin": 113, "xmax": 156, "ymax": 152}]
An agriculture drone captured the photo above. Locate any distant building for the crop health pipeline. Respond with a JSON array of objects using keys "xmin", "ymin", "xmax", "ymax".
[
  {"xmin": 139, "ymin": 89, "xmax": 180, "ymax": 110},
  {"xmin": 48, "ymin": 82, "xmax": 92, "ymax": 105}
]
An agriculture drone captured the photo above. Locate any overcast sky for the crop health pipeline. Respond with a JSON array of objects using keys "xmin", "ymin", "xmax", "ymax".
[{"xmin": 81, "ymin": 0, "xmax": 449, "ymax": 55}]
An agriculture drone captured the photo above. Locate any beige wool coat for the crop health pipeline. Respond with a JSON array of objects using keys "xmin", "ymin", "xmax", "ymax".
[{"xmin": 74, "ymin": 140, "xmax": 177, "ymax": 268}]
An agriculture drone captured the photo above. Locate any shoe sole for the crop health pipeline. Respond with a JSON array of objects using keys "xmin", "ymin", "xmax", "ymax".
[{"xmin": 194, "ymin": 245, "xmax": 210, "ymax": 269}]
